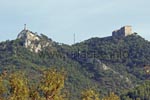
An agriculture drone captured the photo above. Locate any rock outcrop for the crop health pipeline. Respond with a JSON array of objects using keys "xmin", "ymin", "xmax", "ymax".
[{"xmin": 17, "ymin": 29, "xmax": 52, "ymax": 53}]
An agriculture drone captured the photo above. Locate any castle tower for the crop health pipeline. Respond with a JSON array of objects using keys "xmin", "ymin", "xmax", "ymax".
[
  {"xmin": 120, "ymin": 25, "xmax": 132, "ymax": 36},
  {"xmin": 112, "ymin": 25, "xmax": 132, "ymax": 37}
]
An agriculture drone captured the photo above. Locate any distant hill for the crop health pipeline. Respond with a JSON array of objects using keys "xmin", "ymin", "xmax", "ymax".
[{"xmin": 0, "ymin": 28, "xmax": 150, "ymax": 99}]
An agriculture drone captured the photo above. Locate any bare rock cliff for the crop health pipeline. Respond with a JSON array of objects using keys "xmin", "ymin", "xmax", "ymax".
[{"xmin": 17, "ymin": 29, "xmax": 52, "ymax": 53}]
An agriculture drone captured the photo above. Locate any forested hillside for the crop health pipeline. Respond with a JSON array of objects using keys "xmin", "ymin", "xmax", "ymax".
[{"xmin": 0, "ymin": 30, "xmax": 150, "ymax": 100}]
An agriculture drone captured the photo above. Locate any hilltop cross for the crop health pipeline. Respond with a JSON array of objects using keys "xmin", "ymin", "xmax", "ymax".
[{"xmin": 24, "ymin": 24, "xmax": 27, "ymax": 30}]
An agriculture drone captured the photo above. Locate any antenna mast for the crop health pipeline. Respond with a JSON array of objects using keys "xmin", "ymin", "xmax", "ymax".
[{"xmin": 74, "ymin": 33, "xmax": 76, "ymax": 44}]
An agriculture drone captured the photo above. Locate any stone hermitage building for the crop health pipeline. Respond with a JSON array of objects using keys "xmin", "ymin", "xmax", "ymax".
[{"xmin": 112, "ymin": 26, "xmax": 133, "ymax": 37}]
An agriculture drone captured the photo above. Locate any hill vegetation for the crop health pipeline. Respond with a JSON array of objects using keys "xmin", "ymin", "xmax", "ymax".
[
  {"xmin": 0, "ymin": 31, "xmax": 150, "ymax": 100},
  {"xmin": 0, "ymin": 69, "xmax": 149, "ymax": 100}
]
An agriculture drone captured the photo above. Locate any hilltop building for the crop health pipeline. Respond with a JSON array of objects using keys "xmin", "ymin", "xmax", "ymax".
[
  {"xmin": 112, "ymin": 26, "xmax": 133, "ymax": 38},
  {"xmin": 17, "ymin": 24, "xmax": 52, "ymax": 53}
]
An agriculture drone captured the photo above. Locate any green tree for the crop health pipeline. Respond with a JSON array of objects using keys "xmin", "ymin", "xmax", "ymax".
[
  {"xmin": 39, "ymin": 68, "xmax": 66, "ymax": 100},
  {"xmin": 121, "ymin": 81, "xmax": 150, "ymax": 100},
  {"xmin": 0, "ymin": 76, "xmax": 7, "ymax": 100},
  {"xmin": 102, "ymin": 92, "xmax": 120, "ymax": 100},
  {"xmin": 8, "ymin": 72, "xmax": 29, "ymax": 100},
  {"xmin": 81, "ymin": 89, "xmax": 100, "ymax": 100}
]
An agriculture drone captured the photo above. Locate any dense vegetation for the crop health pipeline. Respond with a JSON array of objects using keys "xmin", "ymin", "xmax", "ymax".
[
  {"xmin": 0, "ymin": 32, "xmax": 150, "ymax": 99},
  {"xmin": 0, "ymin": 68, "xmax": 150, "ymax": 100},
  {"xmin": 121, "ymin": 81, "xmax": 150, "ymax": 100}
]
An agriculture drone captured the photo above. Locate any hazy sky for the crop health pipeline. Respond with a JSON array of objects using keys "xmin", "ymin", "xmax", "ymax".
[{"xmin": 0, "ymin": 0, "xmax": 150, "ymax": 44}]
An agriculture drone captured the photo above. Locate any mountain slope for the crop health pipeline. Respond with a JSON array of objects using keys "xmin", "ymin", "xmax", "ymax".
[
  {"xmin": 65, "ymin": 33, "xmax": 150, "ymax": 94},
  {"xmin": 0, "ymin": 30, "xmax": 98, "ymax": 100},
  {"xmin": 70, "ymin": 33, "xmax": 150, "ymax": 78},
  {"xmin": 0, "ymin": 30, "xmax": 150, "ymax": 99}
]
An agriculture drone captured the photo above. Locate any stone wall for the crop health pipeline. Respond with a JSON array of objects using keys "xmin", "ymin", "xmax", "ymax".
[{"xmin": 112, "ymin": 26, "xmax": 132, "ymax": 37}]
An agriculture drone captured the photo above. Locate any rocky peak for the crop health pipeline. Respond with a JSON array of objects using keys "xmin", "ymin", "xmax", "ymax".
[
  {"xmin": 17, "ymin": 29, "xmax": 52, "ymax": 53},
  {"xmin": 17, "ymin": 29, "xmax": 40, "ymax": 41}
]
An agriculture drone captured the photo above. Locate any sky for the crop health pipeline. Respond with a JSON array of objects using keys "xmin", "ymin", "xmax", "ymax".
[{"xmin": 0, "ymin": 0, "xmax": 150, "ymax": 44}]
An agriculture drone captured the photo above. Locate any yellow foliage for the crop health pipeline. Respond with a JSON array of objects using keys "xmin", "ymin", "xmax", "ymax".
[
  {"xmin": 0, "ymin": 76, "xmax": 7, "ymax": 100},
  {"xmin": 29, "ymin": 87, "xmax": 41, "ymax": 100},
  {"xmin": 102, "ymin": 92, "xmax": 120, "ymax": 100},
  {"xmin": 39, "ymin": 68, "xmax": 66, "ymax": 100},
  {"xmin": 8, "ymin": 72, "xmax": 29, "ymax": 100},
  {"xmin": 81, "ymin": 89, "xmax": 100, "ymax": 100}
]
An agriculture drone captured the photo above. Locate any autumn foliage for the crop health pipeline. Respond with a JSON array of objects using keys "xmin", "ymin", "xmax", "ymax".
[{"xmin": 0, "ymin": 68, "xmax": 121, "ymax": 100}]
